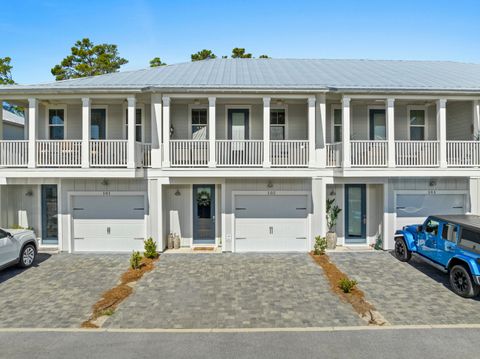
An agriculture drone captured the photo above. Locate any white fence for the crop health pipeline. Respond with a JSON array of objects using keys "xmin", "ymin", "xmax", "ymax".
[
  {"xmin": 0, "ymin": 140, "xmax": 28, "ymax": 167},
  {"xmin": 351, "ymin": 141, "xmax": 388, "ymax": 167},
  {"xmin": 395, "ymin": 141, "xmax": 439, "ymax": 167},
  {"xmin": 326, "ymin": 142, "xmax": 342, "ymax": 167},
  {"xmin": 447, "ymin": 141, "xmax": 480, "ymax": 167},
  {"xmin": 270, "ymin": 140, "xmax": 309, "ymax": 167},
  {"xmin": 216, "ymin": 140, "xmax": 263, "ymax": 167},
  {"xmin": 36, "ymin": 140, "xmax": 82, "ymax": 167},
  {"xmin": 89, "ymin": 140, "xmax": 128, "ymax": 167},
  {"xmin": 170, "ymin": 140, "xmax": 209, "ymax": 166}
]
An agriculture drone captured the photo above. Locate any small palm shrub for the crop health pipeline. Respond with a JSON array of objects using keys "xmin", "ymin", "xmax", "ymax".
[
  {"xmin": 314, "ymin": 236, "xmax": 327, "ymax": 255},
  {"xmin": 338, "ymin": 278, "xmax": 358, "ymax": 293},
  {"xmin": 144, "ymin": 237, "xmax": 158, "ymax": 259},
  {"xmin": 130, "ymin": 251, "xmax": 142, "ymax": 270}
]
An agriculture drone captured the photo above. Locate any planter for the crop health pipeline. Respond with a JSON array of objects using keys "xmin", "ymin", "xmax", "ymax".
[
  {"xmin": 173, "ymin": 234, "xmax": 181, "ymax": 249},
  {"xmin": 326, "ymin": 232, "xmax": 337, "ymax": 250},
  {"xmin": 167, "ymin": 234, "xmax": 174, "ymax": 250}
]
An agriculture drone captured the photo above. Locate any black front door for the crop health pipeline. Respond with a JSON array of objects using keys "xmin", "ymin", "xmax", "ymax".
[
  {"xmin": 345, "ymin": 184, "xmax": 366, "ymax": 244},
  {"xmin": 41, "ymin": 184, "xmax": 58, "ymax": 244},
  {"xmin": 227, "ymin": 109, "xmax": 249, "ymax": 140},
  {"xmin": 193, "ymin": 185, "xmax": 216, "ymax": 244}
]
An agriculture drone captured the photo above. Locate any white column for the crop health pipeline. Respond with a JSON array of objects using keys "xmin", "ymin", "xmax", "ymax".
[
  {"xmin": 150, "ymin": 93, "xmax": 162, "ymax": 168},
  {"xmin": 162, "ymin": 96, "xmax": 170, "ymax": 167},
  {"xmin": 341, "ymin": 96, "xmax": 351, "ymax": 168},
  {"xmin": 127, "ymin": 96, "xmax": 136, "ymax": 169},
  {"xmin": 382, "ymin": 181, "xmax": 395, "ymax": 250},
  {"xmin": 473, "ymin": 100, "xmax": 480, "ymax": 139},
  {"xmin": 23, "ymin": 107, "xmax": 29, "ymax": 140},
  {"xmin": 263, "ymin": 97, "xmax": 271, "ymax": 167},
  {"xmin": 308, "ymin": 96, "xmax": 316, "ymax": 167},
  {"xmin": 311, "ymin": 177, "xmax": 327, "ymax": 248},
  {"xmin": 27, "ymin": 98, "xmax": 38, "ymax": 168},
  {"xmin": 437, "ymin": 98, "xmax": 447, "ymax": 168},
  {"xmin": 316, "ymin": 94, "xmax": 326, "ymax": 168},
  {"xmin": 386, "ymin": 98, "xmax": 395, "ymax": 167},
  {"xmin": 208, "ymin": 97, "xmax": 216, "ymax": 167},
  {"xmin": 81, "ymin": 98, "xmax": 91, "ymax": 168}
]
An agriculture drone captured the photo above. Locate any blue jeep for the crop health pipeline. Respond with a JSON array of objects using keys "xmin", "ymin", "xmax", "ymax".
[{"xmin": 394, "ymin": 215, "xmax": 480, "ymax": 298}]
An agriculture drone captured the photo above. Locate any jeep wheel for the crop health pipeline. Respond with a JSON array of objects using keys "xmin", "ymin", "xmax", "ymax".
[
  {"xmin": 394, "ymin": 238, "xmax": 411, "ymax": 262},
  {"xmin": 449, "ymin": 265, "xmax": 480, "ymax": 298},
  {"xmin": 19, "ymin": 244, "xmax": 36, "ymax": 268}
]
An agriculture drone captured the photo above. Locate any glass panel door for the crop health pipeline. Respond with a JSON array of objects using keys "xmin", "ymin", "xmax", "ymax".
[
  {"xmin": 193, "ymin": 185, "xmax": 216, "ymax": 244},
  {"xmin": 345, "ymin": 184, "xmax": 366, "ymax": 244},
  {"xmin": 91, "ymin": 108, "xmax": 106, "ymax": 140},
  {"xmin": 228, "ymin": 109, "xmax": 249, "ymax": 140},
  {"xmin": 41, "ymin": 185, "xmax": 58, "ymax": 245},
  {"xmin": 369, "ymin": 109, "xmax": 386, "ymax": 140}
]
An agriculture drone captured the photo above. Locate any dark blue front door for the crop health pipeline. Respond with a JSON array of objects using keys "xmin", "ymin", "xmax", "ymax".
[
  {"xmin": 345, "ymin": 184, "xmax": 366, "ymax": 244},
  {"xmin": 193, "ymin": 185, "xmax": 216, "ymax": 244},
  {"xmin": 41, "ymin": 184, "xmax": 58, "ymax": 245}
]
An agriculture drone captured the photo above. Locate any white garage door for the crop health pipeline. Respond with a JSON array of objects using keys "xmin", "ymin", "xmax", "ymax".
[
  {"xmin": 395, "ymin": 193, "xmax": 466, "ymax": 229},
  {"xmin": 72, "ymin": 195, "xmax": 146, "ymax": 252},
  {"xmin": 234, "ymin": 194, "xmax": 309, "ymax": 252}
]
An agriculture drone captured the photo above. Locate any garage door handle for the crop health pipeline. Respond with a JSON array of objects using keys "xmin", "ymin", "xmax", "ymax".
[
  {"xmin": 453, "ymin": 206, "xmax": 463, "ymax": 209},
  {"xmin": 134, "ymin": 237, "xmax": 144, "ymax": 240},
  {"xmin": 296, "ymin": 237, "xmax": 307, "ymax": 239},
  {"xmin": 74, "ymin": 237, "xmax": 84, "ymax": 240},
  {"xmin": 235, "ymin": 208, "xmax": 246, "ymax": 210},
  {"xmin": 236, "ymin": 237, "xmax": 247, "ymax": 240},
  {"xmin": 133, "ymin": 208, "xmax": 144, "ymax": 210},
  {"xmin": 396, "ymin": 206, "xmax": 405, "ymax": 209},
  {"xmin": 296, "ymin": 208, "xmax": 306, "ymax": 210},
  {"xmin": 73, "ymin": 208, "xmax": 84, "ymax": 211}
]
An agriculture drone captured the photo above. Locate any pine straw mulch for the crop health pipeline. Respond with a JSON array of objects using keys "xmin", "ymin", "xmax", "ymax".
[
  {"xmin": 310, "ymin": 252, "xmax": 387, "ymax": 325},
  {"xmin": 81, "ymin": 256, "xmax": 159, "ymax": 328}
]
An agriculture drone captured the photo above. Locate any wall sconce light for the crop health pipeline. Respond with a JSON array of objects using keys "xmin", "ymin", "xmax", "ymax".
[
  {"xmin": 101, "ymin": 179, "xmax": 109, "ymax": 186},
  {"xmin": 174, "ymin": 189, "xmax": 181, "ymax": 196},
  {"xmin": 330, "ymin": 190, "xmax": 336, "ymax": 196},
  {"xmin": 429, "ymin": 180, "xmax": 437, "ymax": 187},
  {"xmin": 25, "ymin": 190, "xmax": 33, "ymax": 197},
  {"xmin": 267, "ymin": 181, "xmax": 274, "ymax": 188}
]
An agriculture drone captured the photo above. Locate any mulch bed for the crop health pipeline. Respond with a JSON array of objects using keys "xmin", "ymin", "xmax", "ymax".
[
  {"xmin": 310, "ymin": 252, "xmax": 386, "ymax": 325},
  {"xmin": 81, "ymin": 256, "xmax": 159, "ymax": 328}
]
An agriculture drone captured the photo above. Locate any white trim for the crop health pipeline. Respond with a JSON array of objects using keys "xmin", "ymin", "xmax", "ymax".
[
  {"xmin": 270, "ymin": 104, "xmax": 289, "ymax": 140},
  {"xmin": 330, "ymin": 104, "xmax": 341, "ymax": 143},
  {"xmin": 190, "ymin": 184, "xmax": 218, "ymax": 247},
  {"xmin": 407, "ymin": 105, "xmax": 428, "ymax": 140},
  {"xmin": 122, "ymin": 103, "xmax": 145, "ymax": 142},
  {"xmin": 366, "ymin": 105, "xmax": 386, "ymax": 141},
  {"xmin": 187, "ymin": 104, "xmax": 208, "ymax": 140},
  {"xmin": 45, "ymin": 104, "xmax": 67, "ymax": 140},
  {"xmin": 91, "ymin": 105, "xmax": 109, "ymax": 139},
  {"xmin": 224, "ymin": 105, "xmax": 252, "ymax": 139}
]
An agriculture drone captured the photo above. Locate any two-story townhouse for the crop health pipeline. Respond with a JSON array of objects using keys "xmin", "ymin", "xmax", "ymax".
[{"xmin": 0, "ymin": 58, "xmax": 479, "ymax": 253}]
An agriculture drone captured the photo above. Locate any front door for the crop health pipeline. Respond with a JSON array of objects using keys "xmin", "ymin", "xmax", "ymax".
[
  {"xmin": 228, "ymin": 109, "xmax": 249, "ymax": 140},
  {"xmin": 193, "ymin": 185, "xmax": 216, "ymax": 244},
  {"xmin": 369, "ymin": 109, "xmax": 386, "ymax": 140},
  {"xmin": 91, "ymin": 108, "xmax": 107, "ymax": 140},
  {"xmin": 345, "ymin": 184, "xmax": 366, "ymax": 244},
  {"xmin": 41, "ymin": 185, "xmax": 58, "ymax": 245}
]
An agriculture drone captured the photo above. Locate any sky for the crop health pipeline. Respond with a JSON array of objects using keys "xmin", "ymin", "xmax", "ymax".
[{"xmin": 3, "ymin": 0, "xmax": 480, "ymax": 84}]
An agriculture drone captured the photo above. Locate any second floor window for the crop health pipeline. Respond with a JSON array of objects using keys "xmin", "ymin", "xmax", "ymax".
[
  {"xmin": 270, "ymin": 109, "xmax": 286, "ymax": 140},
  {"xmin": 333, "ymin": 108, "xmax": 342, "ymax": 142},
  {"xmin": 125, "ymin": 108, "xmax": 143, "ymax": 142},
  {"xmin": 409, "ymin": 109, "xmax": 425, "ymax": 140},
  {"xmin": 48, "ymin": 109, "xmax": 65, "ymax": 140},
  {"xmin": 191, "ymin": 109, "xmax": 208, "ymax": 140}
]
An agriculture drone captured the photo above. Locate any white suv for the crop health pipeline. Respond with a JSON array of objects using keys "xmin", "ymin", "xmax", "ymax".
[{"xmin": 0, "ymin": 228, "xmax": 38, "ymax": 270}]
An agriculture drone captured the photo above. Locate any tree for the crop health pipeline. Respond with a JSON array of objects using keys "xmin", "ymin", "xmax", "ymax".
[
  {"xmin": 150, "ymin": 57, "xmax": 166, "ymax": 67},
  {"xmin": 191, "ymin": 49, "xmax": 216, "ymax": 61},
  {"xmin": 259, "ymin": 54, "xmax": 270, "ymax": 59},
  {"xmin": 231, "ymin": 48, "xmax": 252, "ymax": 58},
  {"xmin": 51, "ymin": 38, "xmax": 128, "ymax": 80},
  {"xmin": 0, "ymin": 57, "xmax": 14, "ymax": 85}
]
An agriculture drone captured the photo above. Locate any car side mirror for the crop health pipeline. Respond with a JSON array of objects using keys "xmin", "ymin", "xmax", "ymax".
[{"xmin": 418, "ymin": 225, "xmax": 423, "ymax": 232}]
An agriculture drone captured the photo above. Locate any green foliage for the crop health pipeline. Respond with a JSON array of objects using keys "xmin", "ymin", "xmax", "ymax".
[
  {"xmin": 150, "ymin": 57, "xmax": 166, "ymax": 67},
  {"xmin": 314, "ymin": 236, "xmax": 327, "ymax": 255},
  {"xmin": 374, "ymin": 235, "xmax": 383, "ymax": 250},
  {"xmin": 130, "ymin": 251, "xmax": 142, "ymax": 270},
  {"xmin": 144, "ymin": 237, "xmax": 158, "ymax": 259},
  {"xmin": 231, "ymin": 48, "xmax": 252, "ymax": 58},
  {"xmin": 100, "ymin": 308, "xmax": 115, "ymax": 316},
  {"xmin": 0, "ymin": 57, "xmax": 14, "ymax": 85},
  {"xmin": 10, "ymin": 224, "xmax": 34, "ymax": 230},
  {"xmin": 338, "ymin": 278, "xmax": 358, "ymax": 293},
  {"xmin": 326, "ymin": 198, "xmax": 342, "ymax": 232},
  {"xmin": 259, "ymin": 54, "xmax": 270, "ymax": 59},
  {"xmin": 191, "ymin": 49, "xmax": 217, "ymax": 61},
  {"xmin": 51, "ymin": 38, "xmax": 128, "ymax": 80}
]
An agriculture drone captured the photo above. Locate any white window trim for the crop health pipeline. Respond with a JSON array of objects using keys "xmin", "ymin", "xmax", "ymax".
[
  {"xmin": 367, "ymin": 105, "xmax": 387, "ymax": 141},
  {"xmin": 122, "ymin": 103, "xmax": 145, "ymax": 142},
  {"xmin": 407, "ymin": 105, "xmax": 428, "ymax": 141},
  {"xmin": 224, "ymin": 105, "xmax": 252, "ymax": 140},
  {"xmin": 45, "ymin": 104, "xmax": 67, "ymax": 140},
  {"xmin": 187, "ymin": 104, "xmax": 208, "ymax": 140},
  {"xmin": 270, "ymin": 104, "xmax": 289, "ymax": 140},
  {"xmin": 330, "ymin": 104, "xmax": 342, "ymax": 143},
  {"xmin": 91, "ymin": 105, "xmax": 109, "ymax": 140}
]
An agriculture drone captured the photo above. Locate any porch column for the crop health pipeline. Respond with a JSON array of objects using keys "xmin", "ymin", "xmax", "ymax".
[
  {"xmin": 263, "ymin": 97, "xmax": 271, "ymax": 167},
  {"xmin": 208, "ymin": 97, "xmax": 216, "ymax": 167},
  {"xmin": 382, "ymin": 180, "xmax": 395, "ymax": 250},
  {"xmin": 162, "ymin": 96, "xmax": 170, "ymax": 167},
  {"xmin": 386, "ymin": 98, "xmax": 395, "ymax": 167},
  {"xmin": 127, "ymin": 96, "xmax": 136, "ymax": 169},
  {"xmin": 473, "ymin": 100, "xmax": 480, "ymax": 139},
  {"xmin": 27, "ymin": 98, "xmax": 38, "ymax": 168},
  {"xmin": 341, "ymin": 96, "xmax": 351, "ymax": 168},
  {"xmin": 81, "ymin": 97, "xmax": 91, "ymax": 168},
  {"xmin": 150, "ymin": 93, "xmax": 162, "ymax": 168},
  {"xmin": 308, "ymin": 96, "xmax": 316, "ymax": 167},
  {"xmin": 437, "ymin": 98, "xmax": 447, "ymax": 168},
  {"xmin": 312, "ymin": 177, "xmax": 327, "ymax": 246},
  {"xmin": 316, "ymin": 94, "xmax": 327, "ymax": 168}
]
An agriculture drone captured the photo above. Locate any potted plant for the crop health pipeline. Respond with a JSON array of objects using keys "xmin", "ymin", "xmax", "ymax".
[{"xmin": 326, "ymin": 198, "xmax": 342, "ymax": 249}]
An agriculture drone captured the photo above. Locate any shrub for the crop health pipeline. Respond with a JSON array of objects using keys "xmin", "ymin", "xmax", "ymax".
[
  {"xmin": 338, "ymin": 278, "xmax": 358, "ymax": 293},
  {"xmin": 374, "ymin": 235, "xmax": 383, "ymax": 250},
  {"xmin": 326, "ymin": 198, "xmax": 342, "ymax": 232},
  {"xmin": 314, "ymin": 236, "xmax": 327, "ymax": 255},
  {"xmin": 130, "ymin": 251, "xmax": 142, "ymax": 270},
  {"xmin": 144, "ymin": 237, "xmax": 158, "ymax": 259}
]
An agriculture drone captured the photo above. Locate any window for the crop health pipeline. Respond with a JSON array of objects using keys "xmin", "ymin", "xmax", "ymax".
[
  {"xmin": 125, "ymin": 108, "xmax": 143, "ymax": 142},
  {"xmin": 333, "ymin": 108, "xmax": 342, "ymax": 142},
  {"xmin": 48, "ymin": 109, "xmax": 65, "ymax": 139},
  {"xmin": 409, "ymin": 109, "xmax": 425, "ymax": 140},
  {"xmin": 459, "ymin": 228, "xmax": 480, "ymax": 254},
  {"xmin": 270, "ymin": 109, "xmax": 286, "ymax": 140},
  {"xmin": 441, "ymin": 223, "xmax": 458, "ymax": 243},
  {"xmin": 191, "ymin": 109, "xmax": 208, "ymax": 140},
  {"xmin": 91, "ymin": 108, "xmax": 106, "ymax": 140},
  {"xmin": 425, "ymin": 219, "xmax": 439, "ymax": 236}
]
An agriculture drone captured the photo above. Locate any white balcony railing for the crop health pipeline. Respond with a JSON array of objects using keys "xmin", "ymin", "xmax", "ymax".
[
  {"xmin": 0, "ymin": 140, "xmax": 28, "ymax": 167},
  {"xmin": 395, "ymin": 140, "xmax": 439, "ymax": 167},
  {"xmin": 89, "ymin": 140, "xmax": 128, "ymax": 167},
  {"xmin": 135, "ymin": 142, "xmax": 152, "ymax": 167},
  {"xmin": 216, "ymin": 140, "xmax": 263, "ymax": 167},
  {"xmin": 270, "ymin": 140, "xmax": 309, "ymax": 167},
  {"xmin": 447, "ymin": 141, "xmax": 480, "ymax": 167},
  {"xmin": 36, "ymin": 140, "xmax": 82, "ymax": 167},
  {"xmin": 170, "ymin": 140, "xmax": 208, "ymax": 167},
  {"xmin": 351, "ymin": 140, "xmax": 388, "ymax": 167},
  {"xmin": 326, "ymin": 142, "xmax": 342, "ymax": 167}
]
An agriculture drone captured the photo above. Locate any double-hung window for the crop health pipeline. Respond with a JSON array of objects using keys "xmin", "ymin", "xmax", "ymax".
[
  {"xmin": 48, "ymin": 109, "xmax": 65, "ymax": 140},
  {"xmin": 191, "ymin": 109, "xmax": 208, "ymax": 140},
  {"xmin": 409, "ymin": 109, "xmax": 426, "ymax": 140},
  {"xmin": 125, "ymin": 108, "xmax": 143, "ymax": 142},
  {"xmin": 270, "ymin": 109, "xmax": 286, "ymax": 140}
]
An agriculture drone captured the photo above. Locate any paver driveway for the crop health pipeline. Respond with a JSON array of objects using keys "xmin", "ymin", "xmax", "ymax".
[
  {"xmin": 106, "ymin": 253, "xmax": 363, "ymax": 328},
  {"xmin": 329, "ymin": 252, "xmax": 480, "ymax": 325},
  {"xmin": 0, "ymin": 253, "xmax": 129, "ymax": 328}
]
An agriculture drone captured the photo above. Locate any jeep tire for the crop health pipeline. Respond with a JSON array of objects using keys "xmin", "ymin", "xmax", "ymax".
[
  {"xmin": 394, "ymin": 238, "xmax": 412, "ymax": 262},
  {"xmin": 449, "ymin": 264, "xmax": 480, "ymax": 298}
]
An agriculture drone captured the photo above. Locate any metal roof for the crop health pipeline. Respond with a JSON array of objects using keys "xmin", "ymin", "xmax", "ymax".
[{"xmin": 3, "ymin": 58, "xmax": 480, "ymax": 93}]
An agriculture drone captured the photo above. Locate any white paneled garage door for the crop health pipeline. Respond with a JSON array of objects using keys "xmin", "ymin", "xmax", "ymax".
[
  {"xmin": 234, "ymin": 194, "xmax": 309, "ymax": 252},
  {"xmin": 395, "ymin": 192, "xmax": 466, "ymax": 229},
  {"xmin": 72, "ymin": 194, "xmax": 146, "ymax": 252}
]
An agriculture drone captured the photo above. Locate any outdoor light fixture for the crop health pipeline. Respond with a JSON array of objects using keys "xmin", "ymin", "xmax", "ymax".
[
  {"xmin": 25, "ymin": 190, "xmax": 33, "ymax": 197},
  {"xmin": 100, "ymin": 179, "xmax": 109, "ymax": 186},
  {"xmin": 267, "ymin": 181, "xmax": 274, "ymax": 188},
  {"xmin": 330, "ymin": 190, "xmax": 336, "ymax": 196},
  {"xmin": 429, "ymin": 180, "xmax": 437, "ymax": 187},
  {"xmin": 175, "ymin": 189, "xmax": 181, "ymax": 196}
]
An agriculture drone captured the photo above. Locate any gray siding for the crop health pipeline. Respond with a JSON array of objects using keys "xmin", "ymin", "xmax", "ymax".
[
  {"xmin": 447, "ymin": 101, "xmax": 472, "ymax": 140},
  {"xmin": 3, "ymin": 123, "xmax": 24, "ymax": 140}
]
